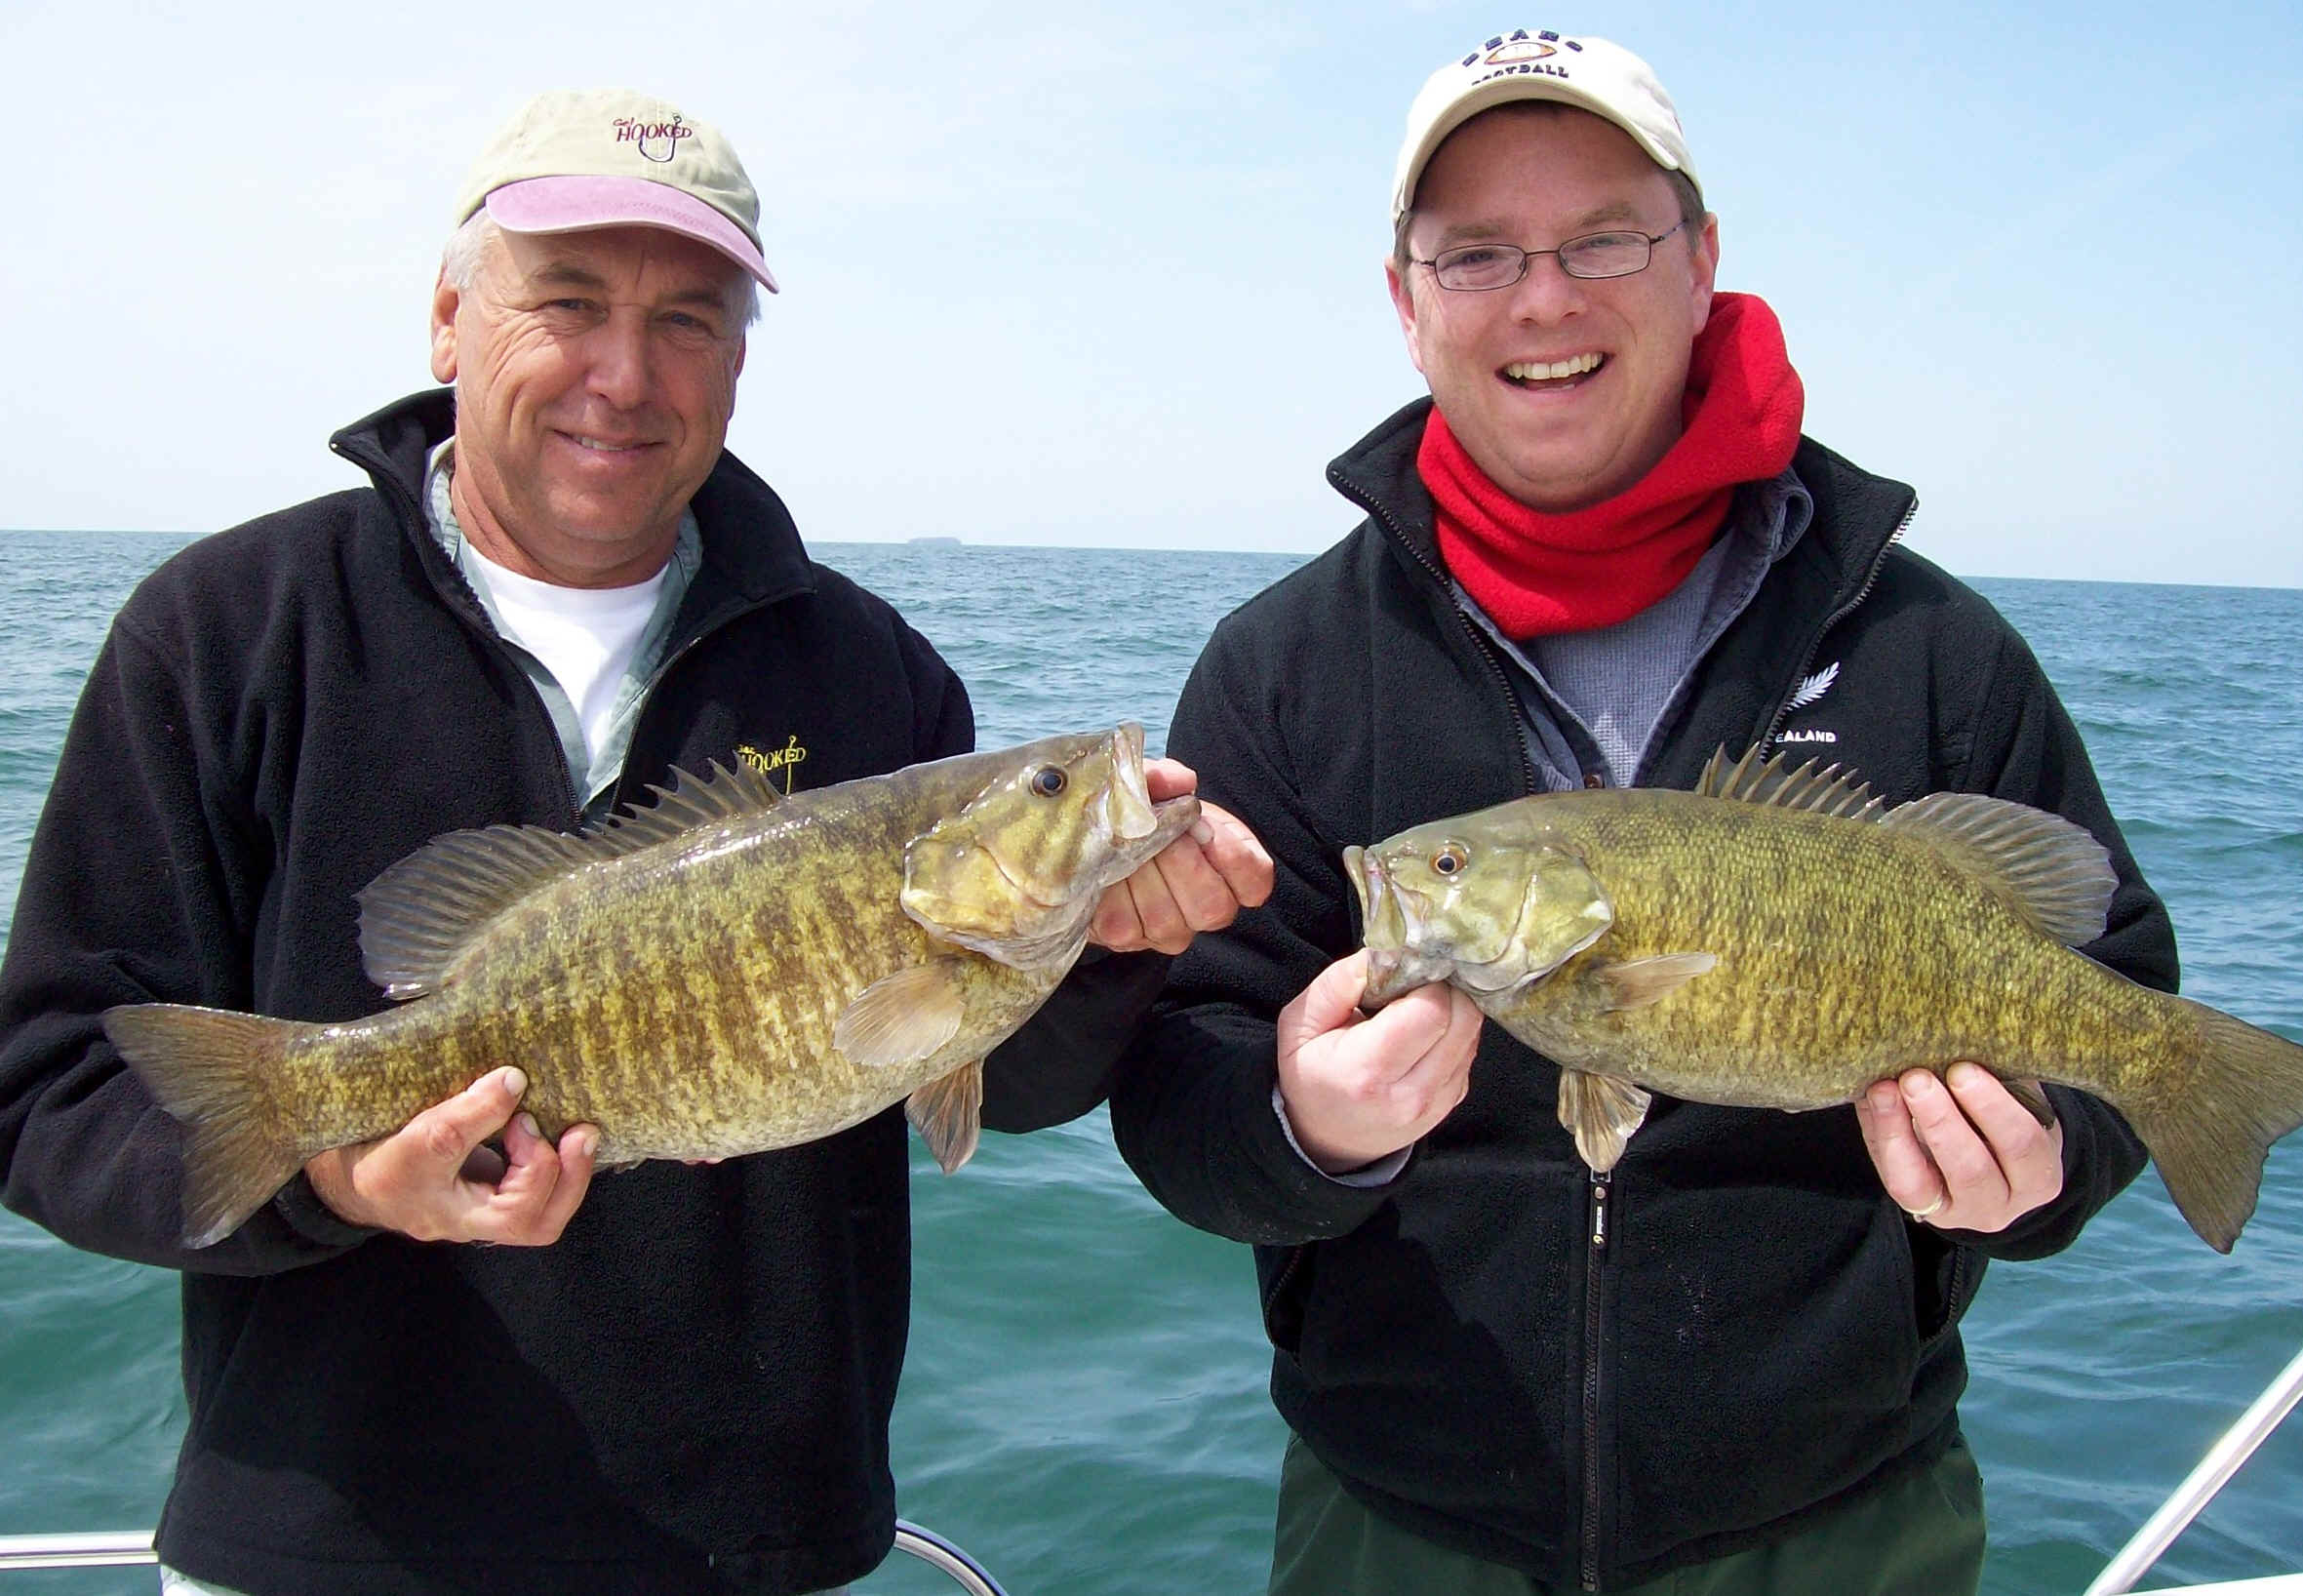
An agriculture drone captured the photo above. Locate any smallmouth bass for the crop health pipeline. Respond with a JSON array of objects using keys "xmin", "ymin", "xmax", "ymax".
[
  {"xmin": 1347, "ymin": 747, "xmax": 2303, "ymax": 1252},
  {"xmin": 108, "ymin": 724, "xmax": 1197, "ymax": 1247}
]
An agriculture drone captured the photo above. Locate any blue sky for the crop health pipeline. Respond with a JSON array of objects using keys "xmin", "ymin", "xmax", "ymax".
[{"xmin": 5, "ymin": 1, "xmax": 2297, "ymax": 586}]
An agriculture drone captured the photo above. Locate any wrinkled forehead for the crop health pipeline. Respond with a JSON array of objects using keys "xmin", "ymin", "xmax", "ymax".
[{"xmin": 489, "ymin": 221, "xmax": 751, "ymax": 306}]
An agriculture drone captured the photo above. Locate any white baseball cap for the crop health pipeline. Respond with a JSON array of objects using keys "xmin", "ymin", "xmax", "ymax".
[
  {"xmin": 1392, "ymin": 30, "xmax": 1698, "ymax": 225},
  {"xmin": 453, "ymin": 89, "xmax": 777, "ymax": 292}
]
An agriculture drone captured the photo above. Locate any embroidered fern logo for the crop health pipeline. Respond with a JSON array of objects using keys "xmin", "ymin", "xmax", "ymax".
[
  {"xmin": 1788, "ymin": 662, "xmax": 1840, "ymax": 710},
  {"xmin": 1778, "ymin": 663, "xmax": 1841, "ymax": 745}
]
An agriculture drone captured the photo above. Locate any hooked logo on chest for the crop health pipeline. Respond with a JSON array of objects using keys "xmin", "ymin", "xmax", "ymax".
[{"xmin": 736, "ymin": 735, "xmax": 810, "ymax": 794}]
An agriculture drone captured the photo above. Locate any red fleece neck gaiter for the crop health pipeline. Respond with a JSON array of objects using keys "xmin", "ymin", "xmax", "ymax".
[{"xmin": 1421, "ymin": 291, "xmax": 1806, "ymax": 639}]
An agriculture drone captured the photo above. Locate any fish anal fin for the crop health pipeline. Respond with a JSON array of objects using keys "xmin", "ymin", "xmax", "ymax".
[
  {"xmin": 1559, "ymin": 1068, "xmax": 1652, "ymax": 1172},
  {"xmin": 1881, "ymin": 794, "xmax": 2116, "ymax": 946},
  {"xmin": 1594, "ymin": 952, "xmax": 1719, "ymax": 1011},
  {"xmin": 907, "ymin": 1059, "xmax": 984, "ymax": 1174},
  {"xmin": 2005, "ymin": 1075, "xmax": 2055, "ymax": 1127},
  {"xmin": 833, "ymin": 959, "xmax": 970, "ymax": 1068}
]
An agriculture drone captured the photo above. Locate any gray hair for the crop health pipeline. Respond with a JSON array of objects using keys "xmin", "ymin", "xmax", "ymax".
[
  {"xmin": 1390, "ymin": 103, "xmax": 1709, "ymax": 274},
  {"xmin": 439, "ymin": 210, "xmax": 762, "ymax": 328}
]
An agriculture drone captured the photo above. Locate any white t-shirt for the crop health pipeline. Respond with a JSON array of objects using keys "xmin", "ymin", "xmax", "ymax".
[{"xmin": 460, "ymin": 543, "xmax": 669, "ymax": 765}]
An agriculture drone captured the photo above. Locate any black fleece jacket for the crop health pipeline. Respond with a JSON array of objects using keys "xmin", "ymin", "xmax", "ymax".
[
  {"xmin": 1109, "ymin": 398, "xmax": 2172, "ymax": 1591},
  {"xmin": 0, "ymin": 390, "xmax": 1163, "ymax": 1596}
]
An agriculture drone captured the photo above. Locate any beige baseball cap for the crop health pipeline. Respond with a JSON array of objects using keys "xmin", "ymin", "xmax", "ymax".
[
  {"xmin": 452, "ymin": 89, "xmax": 777, "ymax": 292},
  {"xmin": 1392, "ymin": 30, "xmax": 1698, "ymax": 225}
]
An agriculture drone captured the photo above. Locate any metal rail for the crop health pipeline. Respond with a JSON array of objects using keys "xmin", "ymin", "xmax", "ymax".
[
  {"xmin": 2084, "ymin": 1341, "xmax": 2303, "ymax": 1596},
  {"xmin": 0, "ymin": 1520, "xmax": 1011, "ymax": 1594}
]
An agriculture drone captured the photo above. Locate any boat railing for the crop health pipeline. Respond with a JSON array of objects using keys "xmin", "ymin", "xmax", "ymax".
[
  {"xmin": 0, "ymin": 1519, "xmax": 1012, "ymax": 1595},
  {"xmin": 2083, "ymin": 1339, "xmax": 2303, "ymax": 1596},
  {"xmin": 6, "ymin": 1341, "xmax": 2296, "ymax": 1596}
]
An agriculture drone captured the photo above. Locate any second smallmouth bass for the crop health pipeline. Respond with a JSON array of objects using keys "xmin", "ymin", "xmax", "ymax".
[{"xmin": 1347, "ymin": 747, "xmax": 2303, "ymax": 1252}]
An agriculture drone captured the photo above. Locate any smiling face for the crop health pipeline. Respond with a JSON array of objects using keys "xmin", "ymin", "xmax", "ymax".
[
  {"xmin": 429, "ymin": 222, "xmax": 748, "ymax": 587},
  {"xmin": 1387, "ymin": 105, "xmax": 1718, "ymax": 513}
]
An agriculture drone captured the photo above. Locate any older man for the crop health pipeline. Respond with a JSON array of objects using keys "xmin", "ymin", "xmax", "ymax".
[
  {"xmin": 1110, "ymin": 31, "xmax": 2173, "ymax": 1596},
  {"xmin": 0, "ymin": 90, "xmax": 1265, "ymax": 1596}
]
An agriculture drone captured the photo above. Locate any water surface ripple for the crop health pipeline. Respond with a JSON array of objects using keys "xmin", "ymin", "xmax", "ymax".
[{"xmin": 0, "ymin": 536, "xmax": 2296, "ymax": 1593}]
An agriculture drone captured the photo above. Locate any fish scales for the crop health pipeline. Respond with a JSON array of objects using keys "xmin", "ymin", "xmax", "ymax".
[
  {"xmin": 347, "ymin": 781, "xmax": 1008, "ymax": 1157},
  {"xmin": 1507, "ymin": 793, "xmax": 2174, "ymax": 1108},
  {"xmin": 1347, "ymin": 748, "xmax": 2303, "ymax": 1251},
  {"xmin": 104, "ymin": 725, "xmax": 1198, "ymax": 1247}
]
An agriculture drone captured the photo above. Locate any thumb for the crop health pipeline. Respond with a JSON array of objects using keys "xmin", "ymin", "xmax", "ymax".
[
  {"xmin": 1142, "ymin": 757, "xmax": 1200, "ymax": 803},
  {"xmin": 416, "ymin": 1066, "xmax": 527, "ymax": 1170},
  {"xmin": 1282, "ymin": 951, "xmax": 1371, "ymax": 1048}
]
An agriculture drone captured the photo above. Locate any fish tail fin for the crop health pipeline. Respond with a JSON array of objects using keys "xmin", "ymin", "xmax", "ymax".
[
  {"xmin": 103, "ymin": 1004, "xmax": 309, "ymax": 1248},
  {"xmin": 2130, "ymin": 1004, "xmax": 2303, "ymax": 1255}
]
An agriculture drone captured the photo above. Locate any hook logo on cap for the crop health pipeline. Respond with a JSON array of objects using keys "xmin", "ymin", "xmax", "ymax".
[{"xmin": 615, "ymin": 115, "xmax": 695, "ymax": 164}]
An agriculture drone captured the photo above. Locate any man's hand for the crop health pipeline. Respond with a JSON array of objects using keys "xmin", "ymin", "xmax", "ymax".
[
  {"xmin": 304, "ymin": 1066, "xmax": 598, "ymax": 1245},
  {"xmin": 1089, "ymin": 759, "xmax": 1274, "ymax": 955},
  {"xmin": 1857, "ymin": 1062, "xmax": 2064, "ymax": 1233},
  {"xmin": 1276, "ymin": 950, "xmax": 1484, "ymax": 1175}
]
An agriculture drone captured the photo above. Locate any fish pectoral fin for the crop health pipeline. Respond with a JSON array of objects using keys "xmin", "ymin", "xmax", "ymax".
[
  {"xmin": 833, "ymin": 960, "xmax": 970, "ymax": 1067},
  {"xmin": 1558, "ymin": 1069, "xmax": 1652, "ymax": 1172},
  {"xmin": 1593, "ymin": 952, "xmax": 1719, "ymax": 1011},
  {"xmin": 907, "ymin": 1059, "xmax": 984, "ymax": 1174}
]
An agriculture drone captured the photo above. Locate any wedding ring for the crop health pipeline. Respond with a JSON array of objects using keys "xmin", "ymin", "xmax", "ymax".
[{"xmin": 1906, "ymin": 1193, "xmax": 1947, "ymax": 1222}]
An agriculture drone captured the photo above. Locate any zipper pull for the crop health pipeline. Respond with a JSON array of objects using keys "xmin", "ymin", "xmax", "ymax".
[{"xmin": 1590, "ymin": 1170, "xmax": 1611, "ymax": 1252}]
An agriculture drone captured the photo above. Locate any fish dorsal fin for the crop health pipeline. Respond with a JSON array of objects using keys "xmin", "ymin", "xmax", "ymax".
[
  {"xmin": 358, "ymin": 761, "xmax": 783, "ymax": 1001},
  {"xmin": 1694, "ymin": 745, "xmax": 1884, "ymax": 821},
  {"xmin": 357, "ymin": 824, "xmax": 608, "ymax": 1000},
  {"xmin": 587, "ymin": 759, "xmax": 784, "ymax": 851},
  {"xmin": 1880, "ymin": 793, "xmax": 2115, "ymax": 946}
]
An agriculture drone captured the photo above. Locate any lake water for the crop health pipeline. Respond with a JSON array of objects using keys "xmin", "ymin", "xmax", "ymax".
[{"xmin": 1, "ymin": 531, "xmax": 2297, "ymax": 1593}]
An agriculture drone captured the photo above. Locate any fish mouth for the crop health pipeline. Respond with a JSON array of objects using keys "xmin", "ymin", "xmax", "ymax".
[
  {"xmin": 1090, "ymin": 723, "xmax": 1199, "ymax": 892},
  {"xmin": 1103, "ymin": 722, "xmax": 1159, "ymax": 843},
  {"xmin": 1346, "ymin": 846, "xmax": 1433, "ymax": 1009}
]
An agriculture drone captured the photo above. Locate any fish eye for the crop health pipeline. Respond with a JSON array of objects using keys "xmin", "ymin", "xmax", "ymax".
[
  {"xmin": 1431, "ymin": 846, "xmax": 1468, "ymax": 877},
  {"xmin": 1030, "ymin": 766, "xmax": 1067, "ymax": 797}
]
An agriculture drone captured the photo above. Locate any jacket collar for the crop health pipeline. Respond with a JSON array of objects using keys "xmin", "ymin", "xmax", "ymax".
[
  {"xmin": 326, "ymin": 388, "xmax": 819, "ymax": 608},
  {"xmin": 1325, "ymin": 393, "xmax": 1916, "ymax": 618}
]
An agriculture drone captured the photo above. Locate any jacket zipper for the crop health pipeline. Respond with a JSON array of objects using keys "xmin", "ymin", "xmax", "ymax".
[
  {"xmin": 331, "ymin": 437, "xmax": 793, "ymax": 827},
  {"xmin": 330, "ymin": 440, "xmax": 589, "ymax": 821},
  {"xmin": 1361, "ymin": 480, "xmax": 1622, "ymax": 1583},
  {"xmin": 598, "ymin": 601, "xmax": 788, "ymax": 816},
  {"xmin": 1581, "ymin": 1167, "xmax": 1610, "ymax": 1591},
  {"xmin": 1358, "ymin": 497, "xmax": 1542, "ymax": 798},
  {"xmin": 1347, "ymin": 463, "xmax": 1912, "ymax": 1588},
  {"xmin": 1755, "ymin": 498, "xmax": 1917, "ymax": 754}
]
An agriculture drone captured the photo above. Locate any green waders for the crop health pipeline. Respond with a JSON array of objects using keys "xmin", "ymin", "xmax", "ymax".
[{"xmin": 1269, "ymin": 1431, "xmax": 1985, "ymax": 1596}]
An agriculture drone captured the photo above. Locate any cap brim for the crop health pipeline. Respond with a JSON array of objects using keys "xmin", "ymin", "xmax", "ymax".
[{"xmin": 486, "ymin": 177, "xmax": 777, "ymax": 292}]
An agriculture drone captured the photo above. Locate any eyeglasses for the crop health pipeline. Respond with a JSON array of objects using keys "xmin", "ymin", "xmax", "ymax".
[{"xmin": 1412, "ymin": 219, "xmax": 1688, "ymax": 291}]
